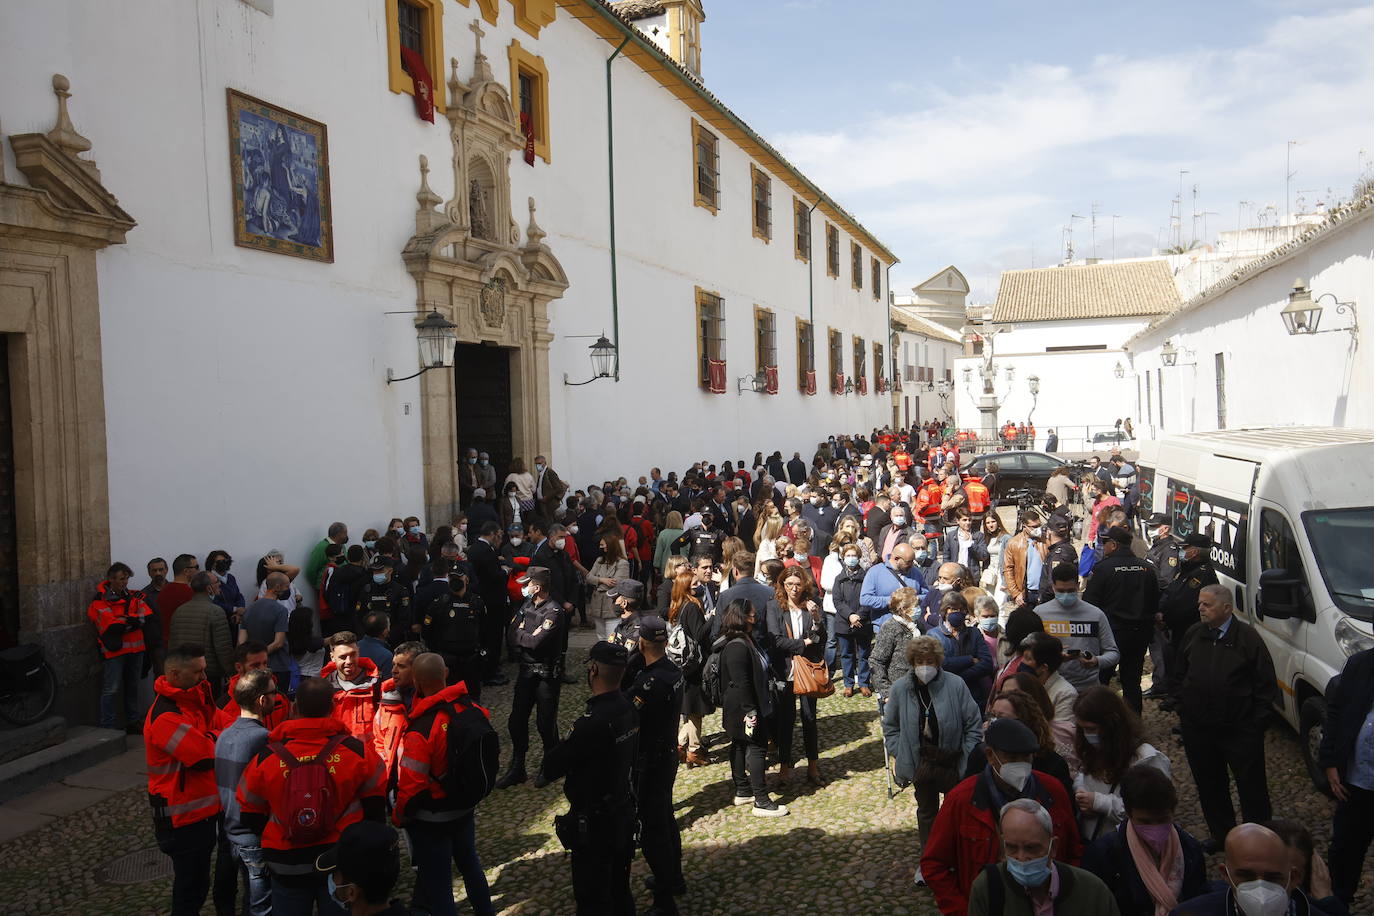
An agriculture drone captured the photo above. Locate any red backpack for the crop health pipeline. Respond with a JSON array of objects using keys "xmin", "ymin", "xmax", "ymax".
[{"xmin": 269, "ymin": 734, "xmax": 346, "ymax": 846}]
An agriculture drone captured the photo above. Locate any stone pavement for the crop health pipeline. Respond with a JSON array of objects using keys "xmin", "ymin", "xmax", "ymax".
[{"xmin": 1, "ymin": 644, "xmax": 1369, "ymax": 915}]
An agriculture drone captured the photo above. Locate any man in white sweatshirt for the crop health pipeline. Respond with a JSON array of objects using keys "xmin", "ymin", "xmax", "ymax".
[{"xmin": 1032, "ymin": 562, "xmax": 1119, "ymax": 694}]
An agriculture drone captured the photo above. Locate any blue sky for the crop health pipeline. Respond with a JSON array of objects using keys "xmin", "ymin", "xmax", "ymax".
[{"xmin": 702, "ymin": 0, "xmax": 1374, "ymax": 300}]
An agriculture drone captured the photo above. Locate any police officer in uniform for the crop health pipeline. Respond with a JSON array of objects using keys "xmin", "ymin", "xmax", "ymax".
[
  {"xmin": 621, "ymin": 617, "xmax": 686, "ymax": 914},
  {"xmin": 355, "ymin": 557, "xmax": 412, "ymax": 639},
  {"xmin": 607, "ymin": 579, "xmax": 646, "ymax": 652},
  {"xmin": 1082, "ymin": 525, "xmax": 1160, "ymax": 714},
  {"xmin": 418, "ymin": 567, "xmax": 486, "ymax": 701},
  {"xmin": 536, "ymin": 640, "xmax": 640, "ymax": 915},
  {"xmin": 1158, "ymin": 532, "xmax": 1219, "ymax": 705},
  {"xmin": 1142, "ymin": 512, "xmax": 1181, "ymax": 699},
  {"xmin": 496, "ymin": 566, "xmax": 567, "ymax": 789}
]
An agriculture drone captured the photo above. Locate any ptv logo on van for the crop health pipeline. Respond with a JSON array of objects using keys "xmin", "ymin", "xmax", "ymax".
[{"xmin": 1166, "ymin": 481, "xmax": 1249, "ymax": 583}]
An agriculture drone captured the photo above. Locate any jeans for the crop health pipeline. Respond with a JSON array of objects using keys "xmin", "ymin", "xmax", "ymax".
[
  {"xmin": 837, "ymin": 629, "xmax": 873, "ymax": 689},
  {"xmin": 232, "ymin": 843, "xmax": 272, "ymax": 916},
  {"xmin": 100, "ymin": 651, "xmax": 143, "ymax": 728},
  {"xmin": 508, "ymin": 670, "xmax": 561, "ymax": 759},
  {"xmin": 269, "ymin": 871, "xmax": 345, "ymax": 916},
  {"xmin": 154, "ymin": 815, "xmax": 217, "ymax": 916},
  {"xmin": 824, "ymin": 613, "xmax": 838, "ymax": 669},
  {"xmin": 407, "ymin": 816, "xmax": 495, "ymax": 916}
]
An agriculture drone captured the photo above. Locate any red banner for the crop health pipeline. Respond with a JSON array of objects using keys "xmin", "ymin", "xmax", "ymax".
[
  {"xmin": 804, "ymin": 370, "xmax": 817, "ymax": 396},
  {"xmin": 707, "ymin": 359, "xmax": 727, "ymax": 394},
  {"xmin": 877, "ymin": 377, "xmax": 889, "ymax": 394},
  {"xmin": 834, "ymin": 372, "xmax": 846, "ymax": 394},
  {"xmin": 858, "ymin": 376, "xmax": 868, "ymax": 395},
  {"xmin": 398, "ymin": 47, "xmax": 436, "ymax": 123},
  {"xmin": 520, "ymin": 112, "xmax": 536, "ymax": 166},
  {"xmin": 764, "ymin": 365, "xmax": 779, "ymax": 395}
]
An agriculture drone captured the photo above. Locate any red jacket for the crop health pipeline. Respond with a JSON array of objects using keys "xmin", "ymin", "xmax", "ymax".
[
  {"xmin": 921, "ymin": 769, "xmax": 1082, "ymax": 915},
  {"xmin": 145, "ymin": 676, "xmax": 221, "ymax": 827},
  {"xmin": 87, "ymin": 581, "xmax": 154, "ymax": 659},
  {"xmin": 321, "ymin": 657, "xmax": 382, "ymax": 739},
  {"xmin": 215, "ymin": 673, "xmax": 289, "ymax": 732},
  {"xmin": 915, "ymin": 480, "xmax": 944, "ymax": 519},
  {"xmin": 393, "ymin": 682, "xmax": 490, "ymax": 824},
  {"xmin": 236, "ymin": 716, "xmax": 386, "ymax": 866},
  {"xmin": 372, "ymin": 677, "xmax": 413, "ymax": 787}
]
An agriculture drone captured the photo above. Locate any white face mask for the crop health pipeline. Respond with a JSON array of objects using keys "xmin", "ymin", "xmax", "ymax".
[
  {"xmin": 1028, "ymin": 526, "xmax": 1043, "ymax": 539},
  {"xmin": 1231, "ymin": 880, "xmax": 1290, "ymax": 916},
  {"xmin": 913, "ymin": 665, "xmax": 938, "ymax": 684},
  {"xmin": 521, "ymin": 584, "xmax": 536, "ymax": 598},
  {"xmin": 553, "ymin": 538, "xmax": 566, "ymax": 550},
  {"xmin": 510, "ymin": 537, "xmax": 523, "ymax": 546},
  {"xmin": 994, "ymin": 754, "xmax": 1032, "ymax": 792}
]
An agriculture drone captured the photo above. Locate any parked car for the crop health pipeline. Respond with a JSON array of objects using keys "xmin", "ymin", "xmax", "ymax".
[
  {"xmin": 963, "ymin": 451, "xmax": 1073, "ymax": 500},
  {"xmin": 1092, "ymin": 430, "xmax": 1131, "ymax": 445}
]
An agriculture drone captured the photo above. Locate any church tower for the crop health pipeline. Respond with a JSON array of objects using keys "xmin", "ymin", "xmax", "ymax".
[{"xmin": 612, "ymin": 1, "xmax": 706, "ymax": 77}]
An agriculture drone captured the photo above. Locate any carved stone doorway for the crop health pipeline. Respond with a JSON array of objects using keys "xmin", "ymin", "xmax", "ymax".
[{"xmin": 454, "ymin": 342, "xmax": 513, "ymax": 488}]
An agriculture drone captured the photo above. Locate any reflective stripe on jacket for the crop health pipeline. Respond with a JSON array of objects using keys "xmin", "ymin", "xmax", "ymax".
[
  {"xmin": 145, "ymin": 675, "xmax": 221, "ymax": 827},
  {"xmin": 88, "ymin": 581, "xmax": 153, "ymax": 659},
  {"xmin": 393, "ymin": 681, "xmax": 490, "ymax": 824}
]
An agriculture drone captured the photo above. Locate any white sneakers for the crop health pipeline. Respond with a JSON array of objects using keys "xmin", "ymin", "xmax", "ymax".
[
  {"xmin": 732, "ymin": 795, "xmax": 755, "ymax": 806},
  {"xmin": 913, "ymin": 867, "xmax": 926, "ymax": 886},
  {"xmin": 751, "ymin": 801, "xmax": 790, "ymax": 817}
]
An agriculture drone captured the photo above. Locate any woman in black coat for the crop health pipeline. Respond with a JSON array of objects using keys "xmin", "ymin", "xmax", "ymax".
[
  {"xmin": 718, "ymin": 600, "xmax": 786, "ymax": 817},
  {"xmin": 766, "ymin": 564, "xmax": 827, "ymax": 786},
  {"xmin": 829, "ymin": 543, "xmax": 873, "ymax": 697},
  {"xmin": 667, "ymin": 565, "xmax": 713, "ymax": 767}
]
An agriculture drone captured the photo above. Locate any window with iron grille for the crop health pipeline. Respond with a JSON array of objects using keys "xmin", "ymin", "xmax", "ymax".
[
  {"xmin": 696, "ymin": 290, "xmax": 724, "ymax": 387},
  {"xmin": 755, "ymin": 307, "xmax": 776, "ymax": 373},
  {"xmin": 829, "ymin": 328, "xmax": 843, "ymax": 389},
  {"xmin": 693, "ymin": 121, "xmax": 720, "ymax": 211},
  {"xmin": 826, "ymin": 224, "xmax": 839, "ymax": 277},
  {"xmin": 397, "ymin": 0, "xmax": 425, "ymax": 59},
  {"xmin": 518, "ymin": 73, "xmax": 535, "ymax": 130},
  {"xmin": 853, "ymin": 337, "xmax": 866, "ymax": 381},
  {"xmin": 797, "ymin": 319, "xmax": 814, "ymax": 388},
  {"xmin": 874, "ymin": 342, "xmax": 884, "ymax": 386},
  {"xmin": 751, "ymin": 166, "xmax": 771, "ymax": 241},
  {"xmin": 794, "ymin": 199, "xmax": 811, "ymax": 261},
  {"xmin": 1215, "ymin": 352, "xmax": 1227, "ymax": 429},
  {"xmin": 851, "ymin": 243, "xmax": 863, "ymax": 290},
  {"xmin": 871, "ymin": 257, "xmax": 882, "ymax": 300}
]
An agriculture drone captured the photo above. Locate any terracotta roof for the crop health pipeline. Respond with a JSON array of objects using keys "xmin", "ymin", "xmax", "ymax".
[
  {"xmin": 890, "ymin": 307, "xmax": 962, "ymax": 343},
  {"xmin": 992, "ymin": 260, "xmax": 1180, "ymax": 323},
  {"xmin": 610, "ymin": 0, "xmax": 664, "ymax": 18}
]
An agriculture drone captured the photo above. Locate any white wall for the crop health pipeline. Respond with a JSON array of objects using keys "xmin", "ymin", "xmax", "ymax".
[
  {"xmin": 0, "ymin": 0, "xmax": 893, "ymax": 577},
  {"xmin": 1129, "ymin": 209, "xmax": 1374, "ymax": 437}
]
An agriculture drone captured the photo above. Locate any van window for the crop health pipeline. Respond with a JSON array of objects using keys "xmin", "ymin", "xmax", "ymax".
[
  {"xmin": 1260, "ymin": 509, "xmax": 1305, "ymax": 581},
  {"xmin": 1304, "ymin": 508, "xmax": 1374, "ymax": 621}
]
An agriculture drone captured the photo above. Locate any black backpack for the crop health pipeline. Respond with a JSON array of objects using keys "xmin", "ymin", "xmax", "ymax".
[
  {"xmin": 439, "ymin": 698, "xmax": 499, "ymax": 810},
  {"xmin": 701, "ymin": 638, "xmax": 737, "ymax": 707}
]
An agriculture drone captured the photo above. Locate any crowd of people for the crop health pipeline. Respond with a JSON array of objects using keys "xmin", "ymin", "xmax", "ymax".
[{"xmin": 79, "ymin": 426, "xmax": 1374, "ymax": 915}]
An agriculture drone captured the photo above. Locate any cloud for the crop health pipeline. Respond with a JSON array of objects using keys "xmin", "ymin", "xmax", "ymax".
[{"xmin": 763, "ymin": 6, "xmax": 1374, "ymax": 300}]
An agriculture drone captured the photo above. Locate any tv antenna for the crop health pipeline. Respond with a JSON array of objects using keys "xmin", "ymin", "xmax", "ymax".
[{"xmin": 1286, "ymin": 140, "xmax": 1302, "ymax": 224}]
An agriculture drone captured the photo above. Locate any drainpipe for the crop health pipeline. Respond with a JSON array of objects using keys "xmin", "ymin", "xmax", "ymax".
[
  {"xmin": 606, "ymin": 35, "xmax": 631, "ymax": 381},
  {"xmin": 806, "ymin": 200, "xmax": 819, "ymax": 329}
]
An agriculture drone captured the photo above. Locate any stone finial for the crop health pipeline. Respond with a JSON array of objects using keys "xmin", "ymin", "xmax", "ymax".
[
  {"xmin": 47, "ymin": 74, "xmax": 99, "ymax": 177},
  {"xmin": 524, "ymin": 196, "xmax": 546, "ymax": 248},
  {"xmin": 448, "ymin": 57, "xmax": 464, "ymax": 101},
  {"xmin": 415, "ymin": 154, "xmax": 444, "ymax": 233}
]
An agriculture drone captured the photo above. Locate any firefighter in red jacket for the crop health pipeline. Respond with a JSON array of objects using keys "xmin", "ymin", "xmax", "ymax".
[
  {"xmin": 145, "ymin": 643, "xmax": 222, "ymax": 916},
  {"xmin": 321, "ymin": 630, "xmax": 383, "ymax": 739},
  {"xmin": 394, "ymin": 653, "xmax": 495, "ymax": 915},
  {"xmin": 237, "ymin": 677, "xmax": 386, "ymax": 908},
  {"xmin": 371, "ymin": 640, "xmax": 427, "ymax": 787},
  {"xmin": 214, "ymin": 641, "xmax": 289, "ymax": 731},
  {"xmin": 88, "ymin": 561, "xmax": 157, "ymax": 730},
  {"xmin": 921, "ymin": 718, "xmax": 1082, "ymax": 915}
]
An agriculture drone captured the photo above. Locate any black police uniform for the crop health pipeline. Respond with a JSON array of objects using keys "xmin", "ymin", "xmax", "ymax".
[
  {"xmin": 467, "ymin": 538, "xmax": 511, "ymax": 682},
  {"xmin": 623, "ymin": 653, "xmax": 686, "ymax": 910},
  {"xmin": 1146, "ymin": 533, "xmax": 1183, "ymax": 588},
  {"xmin": 354, "ymin": 579, "xmax": 412, "ymax": 641},
  {"xmin": 1082, "ymin": 545, "xmax": 1160, "ymax": 713},
  {"xmin": 419, "ymin": 584, "xmax": 486, "ymax": 702},
  {"xmin": 1159, "ymin": 556, "xmax": 1219, "ymax": 693},
  {"xmin": 504, "ymin": 594, "xmax": 566, "ymax": 772},
  {"xmin": 541, "ymin": 685, "xmax": 640, "ymax": 914}
]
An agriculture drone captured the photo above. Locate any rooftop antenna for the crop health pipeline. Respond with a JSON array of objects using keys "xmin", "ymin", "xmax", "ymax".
[
  {"xmin": 1110, "ymin": 213, "xmax": 1122, "ymax": 260},
  {"xmin": 1173, "ymin": 169, "xmax": 1190, "ymax": 247},
  {"xmin": 1286, "ymin": 140, "xmax": 1301, "ymax": 225},
  {"xmin": 1190, "ymin": 183, "xmax": 1200, "ymax": 247},
  {"xmin": 1296, "ymin": 188, "xmax": 1319, "ymax": 216},
  {"xmin": 1090, "ymin": 201, "xmax": 1100, "ymax": 259}
]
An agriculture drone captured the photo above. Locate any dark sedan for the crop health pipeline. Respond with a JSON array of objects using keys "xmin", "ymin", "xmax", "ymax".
[{"xmin": 962, "ymin": 451, "xmax": 1075, "ymax": 500}]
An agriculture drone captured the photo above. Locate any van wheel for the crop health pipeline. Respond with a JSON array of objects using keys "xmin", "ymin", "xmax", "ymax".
[{"xmin": 1299, "ymin": 696, "xmax": 1331, "ymax": 797}]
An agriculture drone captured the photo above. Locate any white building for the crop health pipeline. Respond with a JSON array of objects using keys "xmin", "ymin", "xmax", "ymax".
[
  {"xmin": 890, "ymin": 265, "xmax": 967, "ymax": 428},
  {"xmin": 1125, "ymin": 193, "xmax": 1374, "ymax": 437},
  {"xmin": 953, "ymin": 260, "xmax": 1180, "ymax": 451},
  {"xmin": 0, "ymin": 0, "xmax": 896, "ymax": 702}
]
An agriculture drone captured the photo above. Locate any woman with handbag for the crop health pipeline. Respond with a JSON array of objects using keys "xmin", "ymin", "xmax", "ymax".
[
  {"xmin": 668, "ymin": 565, "xmax": 713, "ymax": 767},
  {"xmin": 717, "ymin": 600, "xmax": 788, "ymax": 817},
  {"xmin": 881, "ymin": 635, "xmax": 983, "ymax": 885},
  {"xmin": 765, "ymin": 564, "xmax": 831, "ymax": 786}
]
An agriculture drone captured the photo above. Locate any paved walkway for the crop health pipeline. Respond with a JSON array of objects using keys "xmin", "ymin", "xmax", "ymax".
[{"xmin": 1, "ymin": 644, "xmax": 1368, "ymax": 914}]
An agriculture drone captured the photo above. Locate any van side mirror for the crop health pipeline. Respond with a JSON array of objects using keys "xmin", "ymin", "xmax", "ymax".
[{"xmin": 1259, "ymin": 567, "xmax": 1303, "ymax": 620}]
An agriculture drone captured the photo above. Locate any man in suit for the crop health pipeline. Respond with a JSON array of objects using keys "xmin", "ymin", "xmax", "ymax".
[
  {"xmin": 766, "ymin": 452, "xmax": 786, "ymax": 484},
  {"xmin": 786, "ymin": 452, "xmax": 807, "ymax": 486},
  {"xmin": 865, "ymin": 493, "xmax": 892, "ymax": 545},
  {"xmin": 467, "ymin": 521, "xmax": 511, "ymax": 686},
  {"xmin": 532, "ymin": 454, "xmax": 567, "ymax": 523},
  {"xmin": 712, "ymin": 550, "xmax": 774, "ymax": 642}
]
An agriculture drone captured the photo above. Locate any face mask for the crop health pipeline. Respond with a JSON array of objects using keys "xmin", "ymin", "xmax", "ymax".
[
  {"xmin": 521, "ymin": 584, "xmax": 536, "ymax": 598},
  {"xmin": 1029, "ymin": 526, "xmax": 1043, "ymax": 538},
  {"xmin": 1082, "ymin": 731, "xmax": 1101, "ymax": 745},
  {"xmin": 553, "ymin": 538, "xmax": 566, "ymax": 550},
  {"xmin": 1231, "ymin": 880, "xmax": 1290, "ymax": 916},
  {"xmin": 810, "ymin": 496, "xmax": 822, "ymax": 506},
  {"xmin": 947, "ymin": 611, "xmax": 966, "ymax": 629},
  {"xmin": 1005, "ymin": 853, "xmax": 1052, "ymax": 889},
  {"xmin": 915, "ymin": 549, "xmax": 929, "ymax": 563},
  {"xmin": 891, "ymin": 514, "xmax": 906, "ymax": 525},
  {"xmin": 793, "ymin": 549, "xmax": 808, "ymax": 559},
  {"xmin": 327, "ymin": 872, "xmax": 353, "ymax": 904},
  {"xmin": 935, "ymin": 582, "xmax": 952, "ymax": 592},
  {"xmin": 568, "ymin": 524, "xmax": 579, "ymax": 534},
  {"xmin": 372, "ymin": 572, "xmax": 389, "ymax": 585},
  {"xmin": 409, "ymin": 525, "xmax": 422, "ymax": 536},
  {"xmin": 1133, "ymin": 822, "xmax": 1173, "ymax": 853},
  {"xmin": 844, "ymin": 555, "xmax": 860, "ymax": 569},
  {"xmin": 363, "ymin": 540, "xmax": 376, "ymax": 550},
  {"xmin": 913, "ymin": 665, "xmax": 938, "ymax": 684},
  {"xmin": 978, "ymin": 617, "xmax": 998, "ymax": 632},
  {"xmin": 479, "ymin": 458, "xmax": 488, "ymax": 465},
  {"xmin": 213, "ymin": 560, "xmax": 231, "ymax": 574},
  {"xmin": 535, "ymin": 463, "xmax": 546, "ymax": 473},
  {"xmin": 1055, "ymin": 591, "xmax": 1078, "ymax": 608},
  {"xmin": 391, "ymin": 526, "xmax": 403, "ymax": 535},
  {"xmin": 467, "ymin": 456, "xmax": 477, "ymax": 464},
  {"xmin": 832, "ymin": 500, "xmax": 843, "ymax": 509},
  {"xmin": 995, "ymin": 755, "xmax": 1032, "ymax": 792}
]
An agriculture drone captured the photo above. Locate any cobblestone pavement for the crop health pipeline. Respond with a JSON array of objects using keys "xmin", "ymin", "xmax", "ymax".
[{"xmin": 2, "ymin": 649, "xmax": 1370, "ymax": 915}]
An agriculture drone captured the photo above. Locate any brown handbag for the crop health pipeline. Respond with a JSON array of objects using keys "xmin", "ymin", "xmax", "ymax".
[{"xmin": 785, "ymin": 612, "xmax": 834, "ymax": 698}]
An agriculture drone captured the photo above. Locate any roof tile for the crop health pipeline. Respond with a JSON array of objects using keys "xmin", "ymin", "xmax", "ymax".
[{"xmin": 992, "ymin": 260, "xmax": 1180, "ymax": 322}]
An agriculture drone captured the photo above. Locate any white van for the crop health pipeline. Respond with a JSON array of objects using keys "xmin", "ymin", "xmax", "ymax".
[{"xmin": 1136, "ymin": 427, "xmax": 1374, "ymax": 791}]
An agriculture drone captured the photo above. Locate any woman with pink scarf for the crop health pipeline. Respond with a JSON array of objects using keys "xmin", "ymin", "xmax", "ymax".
[{"xmin": 1081, "ymin": 764, "xmax": 1209, "ymax": 915}]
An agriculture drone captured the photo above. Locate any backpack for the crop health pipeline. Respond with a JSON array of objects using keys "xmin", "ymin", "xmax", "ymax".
[
  {"xmin": 666, "ymin": 619, "xmax": 701, "ymax": 672},
  {"xmin": 439, "ymin": 698, "xmax": 500, "ymax": 810},
  {"xmin": 700, "ymin": 642, "xmax": 728, "ymax": 706},
  {"xmin": 270, "ymin": 733, "xmax": 346, "ymax": 846}
]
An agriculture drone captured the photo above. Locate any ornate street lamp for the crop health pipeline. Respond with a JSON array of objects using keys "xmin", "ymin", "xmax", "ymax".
[
  {"xmin": 1028, "ymin": 374, "xmax": 1040, "ymax": 396},
  {"xmin": 1113, "ymin": 361, "xmax": 1125, "ymax": 379},
  {"xmin": 1160, "ymin": 339, "xmax": 1178, "ymax": 368},
  {"xmin": 386, "ymin": 311, "xmax": 457, "ymax": 384},
  {"xmin": 1282, "ymin": 278, "xmax": 1358, "ymax": 341},
  {"xmin": 565, "ymin": 334, "xmax": 618, "ymax": 386}
]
